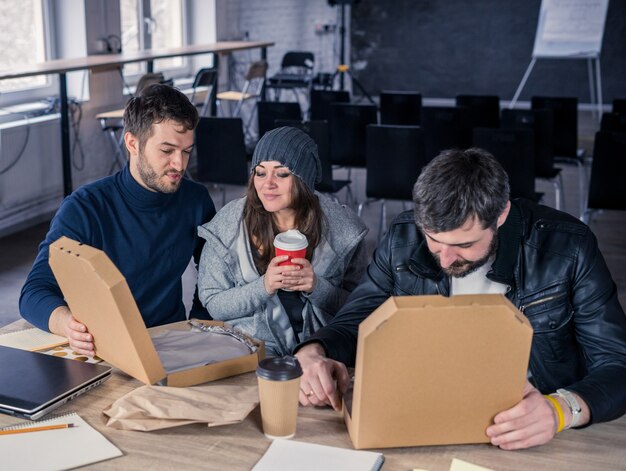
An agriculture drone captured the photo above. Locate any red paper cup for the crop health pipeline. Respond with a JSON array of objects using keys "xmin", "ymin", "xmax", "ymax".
[{"xmin": 274, "ymin": 230, "xmax": 308, "ymax": 267}]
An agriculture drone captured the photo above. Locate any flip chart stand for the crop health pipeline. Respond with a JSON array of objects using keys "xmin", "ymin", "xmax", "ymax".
[
  {"xmin": 509, "ymin": 54, "xmax": 603, "ymax": 119},
  {"xmin": 510, "ymin": 0, "xmax": 608, "ymax": 119}
]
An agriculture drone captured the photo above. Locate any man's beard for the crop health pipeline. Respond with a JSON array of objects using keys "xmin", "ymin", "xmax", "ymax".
[
  {"xmin": 137, "ymin": 150, "xmax": 183, "ymax": 194},
  {"xmin": 434, "ymin": 231, "xmax": 499, "ymax": 278}
]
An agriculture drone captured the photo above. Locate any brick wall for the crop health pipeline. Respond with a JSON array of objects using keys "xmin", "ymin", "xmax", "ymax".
[{"xmin": 218, "ymin": 0, "xmax": 346, "ymax": 79}]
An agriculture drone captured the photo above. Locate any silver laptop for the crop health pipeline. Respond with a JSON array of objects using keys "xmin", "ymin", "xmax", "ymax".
[{"xmin": 0, "ymin": 345, "xmax": 111, "ymax": 420}]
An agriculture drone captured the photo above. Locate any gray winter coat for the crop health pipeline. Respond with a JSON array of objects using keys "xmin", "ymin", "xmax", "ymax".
[{"xmin": 197, "ymin": 194, "xmax": 368, "ymax": 355}]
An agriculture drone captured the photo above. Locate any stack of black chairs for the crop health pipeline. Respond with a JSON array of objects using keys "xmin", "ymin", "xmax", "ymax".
[
  {"xmin": 359, "ymin": 124, "xmax": 426, "ymax": 237},
  {"xmin": 309, "ymin": 90, "xmax": 350, "ymax": 121},
  {"xmin": 257, "ymin": 101, "xmax": 302, "ymax": 138},
  {"xmin": 195, "ymin": 117, "xmax": 249, "ymax": 208},
  {"xmin": 583, "ymin": 98, "xmax": 626, "ymax": 223},
  {"xmin": 380, "ymin": 91, "xmax": 422, "ymax": 125},
  {"xmin": 501, "ymin": 108, "xmax": 564, "ymax": 209}
]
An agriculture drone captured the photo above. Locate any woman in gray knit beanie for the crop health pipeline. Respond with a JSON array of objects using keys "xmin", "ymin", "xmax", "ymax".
[{"xmin": 197, "ymin": 126, "xmax": 369, "ymax": 357}]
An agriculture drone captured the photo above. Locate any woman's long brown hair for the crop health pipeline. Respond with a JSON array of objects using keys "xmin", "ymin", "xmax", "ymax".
[{"xmin": 243, "ymin": 172, "xmax": 325, "ymax": 274}]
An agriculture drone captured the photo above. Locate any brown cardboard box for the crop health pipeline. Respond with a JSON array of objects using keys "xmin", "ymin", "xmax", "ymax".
[
  {"xmin": 344, "ymin": 295, "xmax": 532, "ymax": 449},
  {"xmin": 48, "ymin": 236, "xmax": 264, "ymax": 387}
]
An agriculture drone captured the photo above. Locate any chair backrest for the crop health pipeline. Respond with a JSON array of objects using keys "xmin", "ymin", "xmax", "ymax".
[
  {"xmin": 456, "ymin": 94, "xmax": 500, "ymax": 129},
  {"xmin": 501, "ymin": 108, "xmax": 555, "ymax": 177},
  {"xmin": 420, "ymin": 106, "xmax": 472, "ymax": 162},
  {"xmin": 245, "ymin": 60, "xmax": 268, "ymax": 81},
  {"xmin": 588, "ymin": 131, "xmax": 626, "ymax": 211},
  {"xmin": 329, "ymin": 103, "xmax": 378, "ymax": 167},
  {"xmin": 191, "ymin": 67, "xmax": 218, "ymax": 116},
  {"xmin": 257, "ymin": 101, "xmax": 302, "ymax": 138},
  {"xmin": 281, "ymin": 51, "xmax": 315, "ymax": 71},
  {"xmin": 600, "ymin": 112, "xmax": 626, "ymax": 133},
  {"xmin": 472, "ymin": 127, "xmax": 536, "ymax": 201},
  {"xmin": 613, "ymin": 99, "xmax": 626, "ymax": 114},
  {"xmin": 192, "ymin": 67, "xmax": 218, "ymax": 89},
  {"xmin": 135, "ymin": 72, "xmax": 169, "ymax": 96},
  {"xmin": 365, "ymin": 125, "xmax": 425, "ymax": 201},
  {"xmin": 310, "ymin": 90, "xmax": 350, "ymax": 121},
  {"xmin": 379, "ymin": 91, "xmax": 422, "ymax": 126},
  {"xmin": 531, "ymin": 96, "xmax": 578, "ymax": 158},
  {"xmin": 195, "ymin": 117, "xmax": 249, "ymax": 186}
]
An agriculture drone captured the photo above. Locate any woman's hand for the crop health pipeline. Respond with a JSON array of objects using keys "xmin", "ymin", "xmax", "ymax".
[
  {"xmin": 282, "ymin": 257, "xmax": 316, "ymax": 293},
  {"xmin": 263, "ymin": 256, "xmax": 316, "ymax": 294},
  {"xmin": 263, "ymin": 255, "xmax": 293, "ymax": 294}
]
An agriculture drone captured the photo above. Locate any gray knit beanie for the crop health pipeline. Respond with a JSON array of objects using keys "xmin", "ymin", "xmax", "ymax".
[{"xmin": 251, "ymin": 126, "xmax": 322, "ymax": 192}]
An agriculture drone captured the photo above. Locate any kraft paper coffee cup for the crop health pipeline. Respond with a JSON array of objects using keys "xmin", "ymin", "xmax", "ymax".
[
  {"xmin": 274, "ymin": 229, "xmax": 308, "ymax": 267},
  {"xmin": 256, "ymin": 356, "xmax": 303, "ymax": 439}
]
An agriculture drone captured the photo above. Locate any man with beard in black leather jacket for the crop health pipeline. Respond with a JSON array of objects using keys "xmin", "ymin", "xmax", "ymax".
[{"xmin": 294, "ymin": 147, "xmax": 626, "ymax": 450}]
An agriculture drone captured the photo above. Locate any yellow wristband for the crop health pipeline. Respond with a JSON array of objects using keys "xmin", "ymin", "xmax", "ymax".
[{"xmin": 544, "ymin": 394, "xmax": 565, "ymax": 433}]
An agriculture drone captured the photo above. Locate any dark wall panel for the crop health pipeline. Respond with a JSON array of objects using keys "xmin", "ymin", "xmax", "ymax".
[{"xmin": 351, "ymin": 0, "xmax": 626, "ymax": 103}]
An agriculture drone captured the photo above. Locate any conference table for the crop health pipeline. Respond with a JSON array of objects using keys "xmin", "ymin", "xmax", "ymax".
[
  {"xmin": 0, "ymin": 40, "xmax": 274, "ymax": 197},
  {"xmin": 1, "ymin": 319, "xmax": 625, "ymax": 470}
]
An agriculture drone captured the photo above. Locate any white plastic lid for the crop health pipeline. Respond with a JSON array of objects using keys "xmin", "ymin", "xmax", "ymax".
[{"xmin": 273, "ymin": 229, "xmax": 308, "ymax": 251}]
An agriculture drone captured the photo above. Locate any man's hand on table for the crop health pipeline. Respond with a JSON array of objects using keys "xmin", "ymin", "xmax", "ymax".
[{"xmin": 295, "ymin": 342, "xmax": 350, "ymax": 411}]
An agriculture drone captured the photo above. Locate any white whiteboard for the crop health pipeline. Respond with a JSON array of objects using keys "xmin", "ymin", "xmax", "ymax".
[{"xmin": 532, "ymin": 0, "xmax": 609, "ymax": 58}]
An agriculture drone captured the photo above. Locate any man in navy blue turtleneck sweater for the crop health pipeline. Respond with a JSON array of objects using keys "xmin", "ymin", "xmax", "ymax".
[{"xmin": 19, "ymin": 84, "xmax": 215, "ymax": 356}]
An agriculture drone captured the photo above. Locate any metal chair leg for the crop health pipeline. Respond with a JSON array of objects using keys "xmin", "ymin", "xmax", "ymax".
[
  {"xmin": 378, "ymin": 200, "xmax": 387, "ymax": 240},
  {"xmin": 357, "ymin": 200, "xmax": 366, "ymax": 217},
  {"xmin": 345, "ymin": 184, "xmax": 354, "ymax": 209},
  {"xmin": 552, "ymin": 177, "xmax": 562, "ymax": 211}
]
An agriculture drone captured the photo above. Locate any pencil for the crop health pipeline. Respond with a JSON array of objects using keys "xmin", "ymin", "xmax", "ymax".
[{"xmin": 0, "ymin": 423, "xmax": 75, "ymax": 435}]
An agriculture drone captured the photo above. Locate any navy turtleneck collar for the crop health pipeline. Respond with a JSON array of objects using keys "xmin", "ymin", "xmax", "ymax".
[{"xmin": 117, "ymin": 164, "xmax": 176, "ymax": 210}]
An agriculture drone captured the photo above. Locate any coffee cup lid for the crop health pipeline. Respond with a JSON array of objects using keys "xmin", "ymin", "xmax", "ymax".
[
  {"xmin": 256, "ymin": 356, "xmax": 303, "ymax": 381},
  {"xmin": 273, "ymin": 229, "xmax": 308, "ymax": 251}
]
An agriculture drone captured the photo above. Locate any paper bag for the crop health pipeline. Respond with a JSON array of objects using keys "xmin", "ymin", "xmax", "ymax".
[{"xmin": 103, "ymin": 383, "xmax": 259, "ymax": 431}]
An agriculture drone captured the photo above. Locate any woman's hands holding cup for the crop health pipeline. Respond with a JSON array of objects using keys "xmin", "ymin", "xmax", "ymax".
[
  {"xmin": 263, "ymin": 255, "xmax": 316, "ymax": 295},
  {"xmin": 264, "ymin": 255, "xmax": 291, "ymax": 294},
  {"xmin": 283, "ymin": 257, "xmax": 316, "ymax": 293}
]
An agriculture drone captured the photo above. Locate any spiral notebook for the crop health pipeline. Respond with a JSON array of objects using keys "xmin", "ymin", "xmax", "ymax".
[
  {"xmin": 0, "ymin": 412, "xmax": 122, "ymax": 470},
  {"xmin": 0, "ymin": 327, "xmax": 68, "ymax": 352}
]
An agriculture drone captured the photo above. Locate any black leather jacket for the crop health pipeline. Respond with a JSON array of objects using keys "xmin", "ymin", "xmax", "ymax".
[{"xmin": 303, "ymin": 199, "xmax": 626, "ymax": 425}]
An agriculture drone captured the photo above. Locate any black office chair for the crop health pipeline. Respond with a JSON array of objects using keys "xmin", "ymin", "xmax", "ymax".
[
  {"xmin": 266, "ymin": 51, "xmax": 315, "ymax": 102},
  {"xmin": 531, "ymin": 96, "xmax": 587, "ymax": 217},
  {"xmin": 584, "ymin": 131, "xmax": 626, "ymax": 224},
  {"xmin": 379, "ymin": 90, "xmax": 422, "ymax": 126},
  {"xmin": 600, "ymin": 112, "xmax": 626, "ymax": 133},
  {"xmin": 257, "ymin": 101, "xmax": 302, "ymax": 138},
  {"xmin": 309, "ymin": 90, "xmax": 350, "ymax": 121},
  {"xmin": 190, "ymin": 67, "xmax": 218, "ymax": 117},
  {"xmin": 329, "ymin": 103, "xmax": 378, "ymax": 168},
  {"xmin": 275, "ymin": 119, "xmax": 353, "ymax": 205},
  {"xmin": 359, "ymin": 125, "xmax": 425, "ymax": 238},
  {"xmin": 473, "ymin": 127, "xmax": 538, "ymax": 202},
  {"xmin": 421, "ymin": 106, "xmax": 472, "ymax": 162},
  {"xmin": 501, "ymin": 108, "xmax": 564, "ymax": 210},
  {"xmin": 613, "ymin": 99, "xmax": 626, "ymax": 114},
  {"xmin": 456, "ymin": 94, "xmax": 500, "ymax": 129},
  {"xmin": 195, "ymin": 117, "xmax": 249, "ymax": 207}
]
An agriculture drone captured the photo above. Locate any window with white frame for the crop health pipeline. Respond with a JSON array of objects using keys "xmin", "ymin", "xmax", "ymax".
[
  {"xmin": 120, "ymin": 0, "xmax": 187, "ymax": 79},
  {"xmin": 0, "ymin": 0, "xmax": 56, "ymax": 101}
]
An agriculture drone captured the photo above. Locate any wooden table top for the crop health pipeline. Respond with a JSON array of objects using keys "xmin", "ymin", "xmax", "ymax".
[
  {"xmin": 2, "ymin": 319, "xmax": 625, "ymax": 471},
  {"xmin": 0, "ymin": 41, "xmax": 274, "ymax": 80}
]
